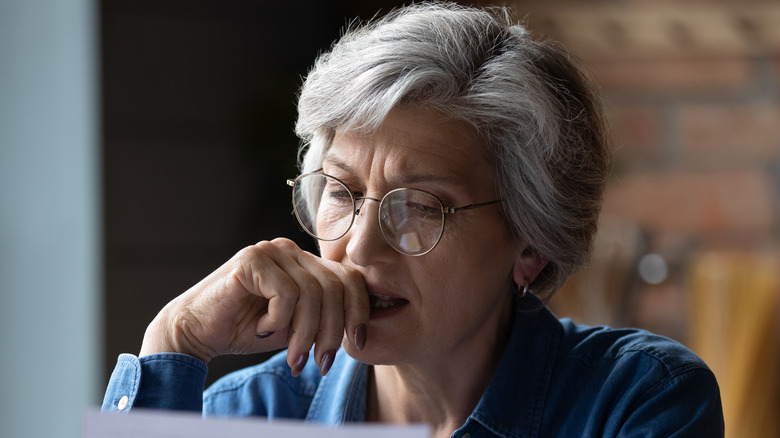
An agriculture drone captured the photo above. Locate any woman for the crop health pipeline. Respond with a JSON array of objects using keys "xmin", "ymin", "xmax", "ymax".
[{"xmin": 102, "ymin": 3, "xmax": 724, "ymax": 436}]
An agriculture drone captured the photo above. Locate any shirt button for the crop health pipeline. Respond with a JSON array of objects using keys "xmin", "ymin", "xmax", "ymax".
[
  {"xmin": 462, "ymin": 433, "xmax": 471, "ymax": 438},
  {"xmin": 117, "ymin": 395, "xmax": 129, "ymax": 411}
]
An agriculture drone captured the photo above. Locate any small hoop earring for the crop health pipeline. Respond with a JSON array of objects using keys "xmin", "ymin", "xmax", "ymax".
[{"xmin": 518, "ymin": 278, "xmax": 530, "ymax": 298}]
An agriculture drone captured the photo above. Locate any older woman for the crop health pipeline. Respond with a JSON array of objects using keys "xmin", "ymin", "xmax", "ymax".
[{"xmin": 102, "ymin": 3, "xmax": 723, "ymax": 437}]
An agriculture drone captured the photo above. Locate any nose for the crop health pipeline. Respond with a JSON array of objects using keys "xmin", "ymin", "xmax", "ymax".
[
  {"xmin": 345, "ymin": 196, "xmax": 394, "ymax": 266},
  {"xmin": 353, "ymin": 196, "xmax": 381, "ymax": 216}
]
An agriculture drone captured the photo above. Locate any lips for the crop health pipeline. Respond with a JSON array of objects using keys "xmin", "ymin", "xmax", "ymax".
[
  {"xmin": 366, "ymin": 287, "xmax": 409, "ymax": 319},
  {"xmin": 369, "ymin": 294, "xmax": 408, "ymax": 309}
]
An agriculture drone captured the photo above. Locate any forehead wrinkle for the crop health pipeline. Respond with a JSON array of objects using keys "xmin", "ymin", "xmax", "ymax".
[
  {"xmin": 327, "ymin": 109, "xmax": 489, "ymax": 194},
  {"xmin": 327, "ymin": 141, "xmax": 470, "ymax": 192},
  {"xmin": 386, "ymin": 152, "xmax": 470, "ymax": 190},
  {"xmin": 322, "ymin": 153, "xmax": 357, "ymax": 174},
  {"xmin": 323, "ymin": 135, "xmax": 469, "ymax": 193}
]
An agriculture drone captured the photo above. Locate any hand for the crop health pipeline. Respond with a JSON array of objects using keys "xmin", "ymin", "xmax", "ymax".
[{"xmin": 139, "ymin": 238, "xmax": 369, "ymax": 376}]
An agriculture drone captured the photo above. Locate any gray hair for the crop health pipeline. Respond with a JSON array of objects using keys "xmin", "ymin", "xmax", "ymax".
[{"xmin": 295, "ymin": 2, "xmax": 610, "ymax": 295}]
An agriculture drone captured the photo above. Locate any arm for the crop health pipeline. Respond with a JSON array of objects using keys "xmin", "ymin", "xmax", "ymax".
[
  {"xmin": 102, "ymin": 238, "xmax": 370, "ymax": 413},
  {"xmin": 617, "ymin": 367, "xmax": 724, "ymax": 437}
]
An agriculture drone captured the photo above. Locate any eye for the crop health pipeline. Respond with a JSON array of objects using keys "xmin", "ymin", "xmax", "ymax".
[
  {"xmin": 407, "ymin": 201, "xmax": 440, "ymax": 215},
  {"xmin": 400, "ymin": 190, "xmax": 442, "ymax": 220},
  {"xmin": 325, "ymin": 183, "xmax": 353, "ymax": 204}
]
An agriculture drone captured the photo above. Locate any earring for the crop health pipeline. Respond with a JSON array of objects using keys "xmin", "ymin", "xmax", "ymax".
[{"xmin": 518, "ymin": 278, "xmax": 530, "ymax": 298}]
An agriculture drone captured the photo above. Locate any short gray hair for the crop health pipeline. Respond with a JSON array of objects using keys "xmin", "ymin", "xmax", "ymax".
[{"xmin": 295, "ymin": 2, "xmax": 610, "ymax": 295}]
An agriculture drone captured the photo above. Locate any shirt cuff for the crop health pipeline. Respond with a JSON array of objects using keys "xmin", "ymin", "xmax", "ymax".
[{"xmin": 101, "ymin": 353, "xmax": 208, "ymax": 413}]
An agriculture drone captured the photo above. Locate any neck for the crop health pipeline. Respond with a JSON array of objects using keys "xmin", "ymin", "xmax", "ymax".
[{"xmin": 366, "ymin": 302, "xmax": 514, "ymax": 436}]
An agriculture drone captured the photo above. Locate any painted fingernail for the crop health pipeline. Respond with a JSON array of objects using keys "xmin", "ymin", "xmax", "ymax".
[
  {"xmin": 256, "ymin": 331, "xmax": 275, "ymax": 339},
  {"xmin": 320, "ymin": 350, "xmax": 336, "ymax": 376},
  {"xmin": 291, "ymin": 352, "xmax": 308, "ymax": 377},
  {"xmin": 354, "ymin": 324, "xmax": 367, "ymax": 350}
]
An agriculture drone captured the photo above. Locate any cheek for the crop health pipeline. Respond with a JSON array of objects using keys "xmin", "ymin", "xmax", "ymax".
[
  {"xmin": 411, "ymin": 255, "xmax": 468, "ymax": 305},
  {"xmin": 421, "ymin": 228, "xmax": 517, "ymax": 293}
]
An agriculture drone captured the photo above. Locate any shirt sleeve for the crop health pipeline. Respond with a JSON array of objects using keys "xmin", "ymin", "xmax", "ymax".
[
  {"xmin": 101, "ymin": 353, "xmax": 208, "ymax": 413},
  {"xmin": 618, "ymin": 366, "xmax": 724, "ymax": 437}
]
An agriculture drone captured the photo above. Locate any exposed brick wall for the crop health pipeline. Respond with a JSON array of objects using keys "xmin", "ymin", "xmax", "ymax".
[
  {"xmin": 591, "ymin": 57, "xmax": 754, "ymax": 96},
  {"xmin": 493, "ymin": 3, "xmax": 780, "ymax": 434},
  {"xmin": 602, "ymin": 170, "xmax": 777, "ymax": 241},
  {"xmin": 495, "ymin": 0, "xmax": 780, "ymax": 251}
]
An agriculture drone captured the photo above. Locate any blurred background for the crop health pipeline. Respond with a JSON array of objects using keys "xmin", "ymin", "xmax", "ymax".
[{"xmin": 1, "ymin": 0, "xmax": 778, "ymax": 437}]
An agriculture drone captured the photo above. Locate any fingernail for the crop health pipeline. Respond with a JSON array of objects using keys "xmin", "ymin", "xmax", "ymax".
[
  {"xmin": 320, "ymin": 350, "xmax": 336, "ymax": 376},
  {"xmin": 256, "ymin": 331, "xmax": 275, "ymax": 339},
  {"xmin": 354, "ymin": 324, "xmax": 367, "ymax": 351},
  {"xmin": 291, "ymin": 352, "xmax": 308, "ymax": 377}
]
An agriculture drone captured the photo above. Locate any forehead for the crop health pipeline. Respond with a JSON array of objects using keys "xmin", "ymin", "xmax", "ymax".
[{"xmin": 324, "ymin": 107, "xmax": 490, "ymax": 185}]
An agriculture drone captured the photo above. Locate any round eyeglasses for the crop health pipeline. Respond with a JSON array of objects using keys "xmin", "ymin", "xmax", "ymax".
[{"xmin": 287, "ymin": 170, "xmax": 501, "ymax": 256}]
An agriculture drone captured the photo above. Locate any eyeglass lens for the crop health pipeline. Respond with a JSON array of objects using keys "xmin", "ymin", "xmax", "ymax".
[{"xmin": 292, "ymin": 173, "xmax": 445, "ymax": 255}]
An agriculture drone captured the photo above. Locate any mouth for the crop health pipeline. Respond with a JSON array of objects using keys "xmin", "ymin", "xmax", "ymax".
[{"xmin": 368, "ymin": 294, "xmax": 409, "ymax": 318}]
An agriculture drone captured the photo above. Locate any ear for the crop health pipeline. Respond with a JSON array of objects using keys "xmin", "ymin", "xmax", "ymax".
[{"xmin": 513, "ymin": 245, "xmax": 548, "ymax": 288}]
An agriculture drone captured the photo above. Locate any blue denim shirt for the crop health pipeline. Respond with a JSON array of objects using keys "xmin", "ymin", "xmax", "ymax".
[{"xmin": 102, "ymin": 301, "xmax": 724, "ymax": 437}]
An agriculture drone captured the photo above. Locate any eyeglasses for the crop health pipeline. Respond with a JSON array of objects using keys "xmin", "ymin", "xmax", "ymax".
[{"xmin": 287, "ymin": 170, "xmax": 501, "ymax": 256}]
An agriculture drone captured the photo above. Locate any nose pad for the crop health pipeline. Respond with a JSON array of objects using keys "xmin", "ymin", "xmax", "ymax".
[
  {"xmin": 353, "ymin": 196, "xmax": 380, "ymax": 217},
  {"xmin": 354, "ymin": 198, "xmax": 366, "ymax": 216},
  {"xmin": 345, "ymin": 196, "xmax": 392, "ymax": 264}
]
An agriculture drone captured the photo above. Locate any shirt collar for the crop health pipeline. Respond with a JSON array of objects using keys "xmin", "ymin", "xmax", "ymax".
[
  {"xmin": 304, "ymin": 296, "xmax": 562, "ymax": 436},
  {"xmin": 466, "ymin": 296, "xmax": 562, "ymax": 438},
  {"xmin": 305, "ymin": 348, "xmax": 368, "ymax": 424}
]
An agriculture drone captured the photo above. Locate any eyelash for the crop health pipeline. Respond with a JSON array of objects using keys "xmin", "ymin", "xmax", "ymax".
[{"xmin": 327, "ymin": 175, "xmax": 363, "ymax": 197}]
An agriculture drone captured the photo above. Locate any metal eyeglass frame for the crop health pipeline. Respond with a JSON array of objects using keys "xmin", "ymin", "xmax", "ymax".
[{"xmin": 287, "ymin": 169, "xmax": 501, "ymax": 256}]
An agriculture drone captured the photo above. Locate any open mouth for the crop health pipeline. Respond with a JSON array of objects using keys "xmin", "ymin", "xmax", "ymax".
[{"xmin": 368, "ymin": 294, "xmax": 409, "ymax": 317}]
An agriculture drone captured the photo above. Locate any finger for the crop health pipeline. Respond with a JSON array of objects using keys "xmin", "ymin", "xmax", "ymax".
[
  {"xmin": 247, "ymin": 261, "xmax": 299, "ymax": 335},
  {"xmin": 257, "ymin": 240, "xmax": 333, "ymax": 376},
  {"xmin": 290, "ymin": 250, "xmax": 349, "ymax": 376},
  {"xmin": 247, "ymin": 262, "xmax": 321, "ymax": 376},
  {"xmin": 310, "ymin": 271, "xmax": 345, "ymax": 375},
  {"xmin": 285, "ymin": 272, "xmax": 323, "ymax": 376},
  {"xmin": 332, "ymin": 264, "xmax": 370, "ymax": 351},
  {"xmin": 238, "ymin": 242, "xmax": 308, "ymax": 336}
]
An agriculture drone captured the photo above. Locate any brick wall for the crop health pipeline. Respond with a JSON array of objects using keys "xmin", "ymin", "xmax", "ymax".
[
  {"xmin": 491, "ymin": 0, "xmax": 780, "ymax": 319},
  {"xmin": 496, "ymin": 2, "xmax": 780, "ymax": 435},
  {"xmin": 521, "ymin": 2, "xmax": 780, "ymax": 245}
]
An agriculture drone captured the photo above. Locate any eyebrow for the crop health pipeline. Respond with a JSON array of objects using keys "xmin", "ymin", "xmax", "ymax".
[
  {"xmin": 322, "ymin": 155, "xmax": 356, "ymax": 175},
  {"xmin": 322, "ymin": 154, "xmax": 467, "ymax": 188}
]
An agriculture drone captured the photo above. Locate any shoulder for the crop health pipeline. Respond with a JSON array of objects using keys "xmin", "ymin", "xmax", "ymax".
[
  {"xmin": 203, "ymin": 351, "xmax": 323, "ymax": 418},
  {"xmin": 546, "ymin": 319, "xmax": 723, "ymax": 436},
  {"xmin": 557, "ymin": 319, "xmax": 706, "ymax": 371}
]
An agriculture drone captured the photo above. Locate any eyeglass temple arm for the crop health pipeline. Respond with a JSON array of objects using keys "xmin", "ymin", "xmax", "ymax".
[{"xmin": 442, "ymin": 199, "xmax": 502, "ymax": 214}]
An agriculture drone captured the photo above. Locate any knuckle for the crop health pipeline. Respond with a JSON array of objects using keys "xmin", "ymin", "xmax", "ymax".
[
  {"xmin": 319, "ymin": 273, "xmax": 344, "ymax": 296},
  {"xmin": 299, "ymin": 279, "xmax": 323, "ymax": 302},
  {"xmin": 239, "ymin": 242, "xmax": 271, "ymax": 262},
  {"xmin": 270, "ymin": 237, "xmax": 298, "ymax": 251},
  {"xmin": 342, "ymin": 267, "xmax": 364, "ymax": 286}
]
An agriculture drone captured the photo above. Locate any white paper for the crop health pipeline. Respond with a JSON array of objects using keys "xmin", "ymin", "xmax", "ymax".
[{"xmin": 83, "ymin": 409, "xmax": 430, "ymax": 438}]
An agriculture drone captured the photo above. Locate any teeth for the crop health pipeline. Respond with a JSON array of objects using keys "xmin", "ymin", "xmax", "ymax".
[
  {"xmin": 372, "ymin": 300, "xmax": 395, "ymax": 309},
  {"xmin": 370, "ymin": 296, "xmax": 403, "ymax": 309}
]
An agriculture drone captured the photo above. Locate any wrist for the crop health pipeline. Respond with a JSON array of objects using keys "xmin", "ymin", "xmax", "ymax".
[
  {"xmin": 139, "ymin": 310, "xmax": 176, "ymax": 357},
  {"xmin": 139, "ymin": 306, "xmax": 213, "ymax": 363}
]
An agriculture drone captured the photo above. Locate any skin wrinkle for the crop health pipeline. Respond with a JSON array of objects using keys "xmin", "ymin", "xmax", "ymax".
[
  {"xmin": 297, "ymin": 20, "xmax": 606, "ymax": 293},
  {"xmin": 290, "ymin": 3, "xmax": 607, "ymax": 434},
  {"xmin": 124, "ymin": 6, "xmax": 625, "ymax": 438},
  {"xmin": 314, "ymin": 106, "xmax": 529, "ymax": 434}
]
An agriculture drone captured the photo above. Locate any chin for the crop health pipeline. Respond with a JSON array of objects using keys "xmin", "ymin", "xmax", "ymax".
[{"xmin": 342, "ymin": 340, "xmax": 405, "ymax": 366}]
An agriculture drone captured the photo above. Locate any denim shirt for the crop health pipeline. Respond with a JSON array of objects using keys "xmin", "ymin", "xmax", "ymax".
[{"xmin": 102, "ymin": 300, "xmax": 724, "ymax": 437}]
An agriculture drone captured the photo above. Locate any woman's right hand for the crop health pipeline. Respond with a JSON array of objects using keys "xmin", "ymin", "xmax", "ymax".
[{"xmin": 139, "ymin": 238, "xmax": 370, "ymax": 376}]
